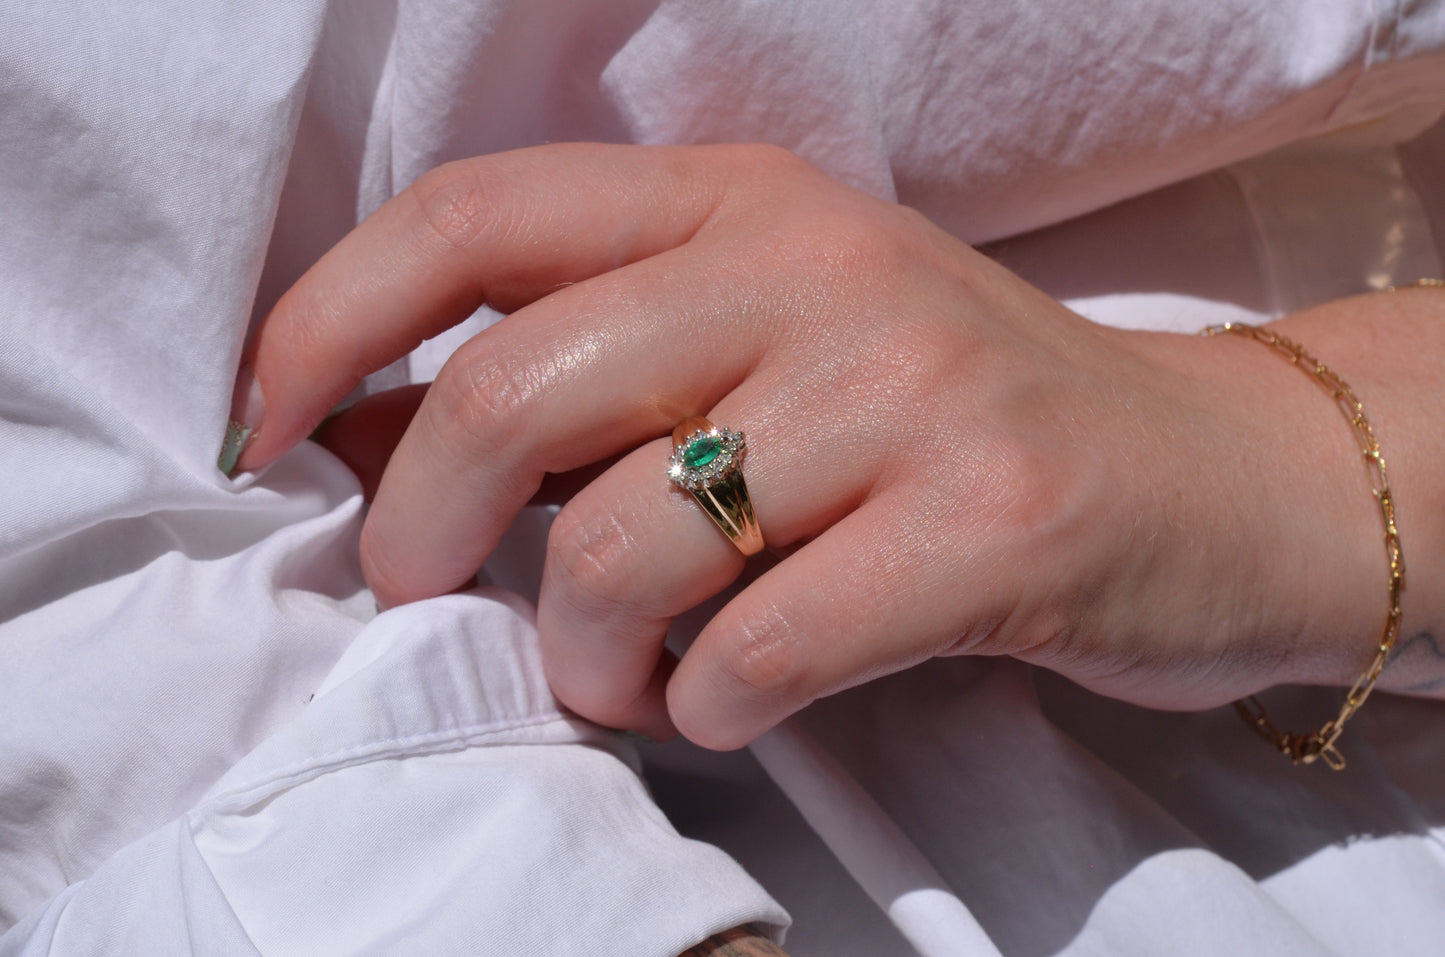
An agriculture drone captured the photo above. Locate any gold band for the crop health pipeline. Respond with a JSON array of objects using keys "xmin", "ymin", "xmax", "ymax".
[{"xmin": 669, "ymin": 416, "xmax": 765, "ymax": 556}]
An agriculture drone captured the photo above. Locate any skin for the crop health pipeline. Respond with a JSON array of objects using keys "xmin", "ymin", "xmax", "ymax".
[
  {"xmin": 233, "ymin": 142, "xmax": 1445, "ymax": 749},
  {"xmin": 678, "ymin": 926, "xmax": 789, "ymax": 957}
]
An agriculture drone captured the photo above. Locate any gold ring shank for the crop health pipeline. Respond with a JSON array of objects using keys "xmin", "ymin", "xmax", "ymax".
[{"xmin": 688, "ymin": 468, "xmax": 764, "ymax": 556}]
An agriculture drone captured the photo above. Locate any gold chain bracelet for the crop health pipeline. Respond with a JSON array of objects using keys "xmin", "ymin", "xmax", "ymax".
[{"xmin": 1200, "ymin": 321, "xmax": 1407, "ymax": 770}]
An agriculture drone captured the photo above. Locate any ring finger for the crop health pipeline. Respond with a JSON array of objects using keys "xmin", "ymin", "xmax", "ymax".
[{"xmin": 536, "ymin": 381, "xmax": 885, "ymax": 737}]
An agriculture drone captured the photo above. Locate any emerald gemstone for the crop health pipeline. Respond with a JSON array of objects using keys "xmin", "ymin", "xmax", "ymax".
[{"xmin": 682, "ymin": 436, "xmax": 721, "ymax": 469}]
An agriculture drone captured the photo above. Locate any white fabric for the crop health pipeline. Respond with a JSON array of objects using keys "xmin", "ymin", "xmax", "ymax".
[{"xmin": 3, "ymin": 1, "xmax": 1445, "ymax": 954}]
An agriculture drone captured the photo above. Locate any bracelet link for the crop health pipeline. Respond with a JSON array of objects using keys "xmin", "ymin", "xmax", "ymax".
[{"xmin": 1205, "ymin": 320, "xmax": 1407, "ymax": 770}]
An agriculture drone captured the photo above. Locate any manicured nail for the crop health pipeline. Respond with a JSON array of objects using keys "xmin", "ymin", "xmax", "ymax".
[
  {"xmin": 219, "ymin": 364, "xmax": 264, "ymax": 475},
  {"xmin": 218, "ymin": 422, "xmax": 252, "ymax": 475}
]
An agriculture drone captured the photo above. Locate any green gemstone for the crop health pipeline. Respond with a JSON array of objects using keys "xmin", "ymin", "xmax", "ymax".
[{"xmin": 682, "ymin": 436, "xmax": 721, "ymax": 469}]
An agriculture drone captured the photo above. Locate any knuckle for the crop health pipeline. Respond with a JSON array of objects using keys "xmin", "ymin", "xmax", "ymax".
[
  {"xmin": 821, "ymin": 209, "xmax": 885, "ymax": 261},
  {"xmin": 957, "ymin": 429, "xmax": 1079, "ymax": 538},
  {"xmin": 714, "ymin": 603, "xmax": 806, "ymax": 703},
  {"xmin": 728, "ymin": 141, "xmax": 812, "ymax": 177},
  {"xmin": 426, "ymin": 345, "xmax": 539, "ymax": 462},
  {"xmin": 891, "ymin": 201, "xmax": 934, "ymax": 232},
  {"xmin": 768, "ymin": 203, "xmax": 916, "ymax": 299},
  {"xmin": 712, "ymin": 142, "xmax": 820, "ymax": 216},
  {"xmin": 545, "ymin": 503, "xmax": 641, "ymax": 622},
  {"xmin": 825, "ymin": 208, "xmax": 914, "ymax": 276},
  {"xmin": 407, "ymin": 161, "xmax": 503, "ymax": 252}
]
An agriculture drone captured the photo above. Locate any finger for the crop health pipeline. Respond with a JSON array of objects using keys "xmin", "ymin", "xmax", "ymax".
[
  {"xmin": 313, "ymin": 384, "xmax": 619, "ymax": 504},
  {"xmin": 536, "ymin": 392, "xmax": 879, "ymax": 737},
  {"xmin": 536, "ymin": 436, "xmax": 739, "ymax": 737},
  {"xmin": 233, "ymin": 143, "xmax": 740, "ymax": 472},
  {"xmin": 666, "ymin": 491, "xmax": 991, "ymax": 750},
  {"xmin": 312, "ymin": 385, "xmax": 427, "ymax": 499},
  {"xmin": 357, "ymin": 244, "xmax": 772, "ymax": 606}
]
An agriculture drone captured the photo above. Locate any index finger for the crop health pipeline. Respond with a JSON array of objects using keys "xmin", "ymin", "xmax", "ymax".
[{"xmin": 228, "ymin": 143, "xmax": 734, "ymax": 473}]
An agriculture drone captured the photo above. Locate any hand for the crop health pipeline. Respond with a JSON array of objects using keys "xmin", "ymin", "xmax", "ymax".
[
  {"xmin": 233, "ymin": 143, "xmax": 1388, "ymax": 748},
  {"xmin": 679, "ymin": 925, "xmax": 789, "ymax": 957}
]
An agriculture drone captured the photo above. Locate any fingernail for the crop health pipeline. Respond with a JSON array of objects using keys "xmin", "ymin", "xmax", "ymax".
[{"xmin": 219, "ymin": 364, "xmax": 264, "ymax": 475}]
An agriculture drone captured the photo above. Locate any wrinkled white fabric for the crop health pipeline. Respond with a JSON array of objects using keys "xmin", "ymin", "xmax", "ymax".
[
  {"xmin": 3, "ymin": 0, "xmax": 1445, "ymax": 954},
  {"xmin": 0, "ymin": 3, "xmax": 787, "ymax": 952}
]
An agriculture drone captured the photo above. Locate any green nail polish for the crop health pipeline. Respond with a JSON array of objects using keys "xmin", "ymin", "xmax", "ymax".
[{"xmin": 218, "ymin": 420, "xmax": 253, "ymax": 476}]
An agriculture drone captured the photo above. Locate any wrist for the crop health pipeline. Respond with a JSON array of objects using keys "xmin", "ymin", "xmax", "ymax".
[
  {"xmin": 1112, "ymin": 325, "xmax": 1386, "ymax": 695},
  {"xmin": 1270, "ymin": 288, "xmax": 1445, "ymax": 698}
]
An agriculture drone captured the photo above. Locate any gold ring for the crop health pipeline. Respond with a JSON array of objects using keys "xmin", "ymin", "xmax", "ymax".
[{"xmin": 667, "ymin": 416, "xmax": 764, "ymax": 556}]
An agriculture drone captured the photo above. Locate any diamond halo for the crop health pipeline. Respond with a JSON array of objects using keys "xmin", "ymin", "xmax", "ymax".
[{"xmin": 667, "ymin": 426, "xmax": 747, "ymax": 490}]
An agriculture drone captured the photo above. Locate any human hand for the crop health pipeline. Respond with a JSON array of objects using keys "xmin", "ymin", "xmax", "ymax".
[
  {"xmin": 231, "ymin": 143, "xmax": 1386, "ymax": 747},
  {"xmin": 679, "ymin": 925, "xmax": 788, "ymax": 957}
]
